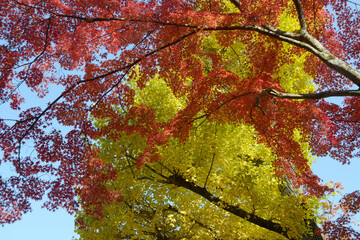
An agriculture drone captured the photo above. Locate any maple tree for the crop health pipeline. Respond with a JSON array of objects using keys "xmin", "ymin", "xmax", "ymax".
[{"xmin": 1, "ymin": 0, "xmax": 360, "ymax": 239}]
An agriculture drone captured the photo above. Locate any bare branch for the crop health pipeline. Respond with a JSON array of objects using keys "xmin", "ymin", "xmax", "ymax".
[{"xmin": 267, "ymin": 89, "xmax": 360, "ymax": 100}]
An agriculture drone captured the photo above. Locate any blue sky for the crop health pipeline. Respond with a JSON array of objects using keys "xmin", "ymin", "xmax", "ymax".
[{"xmin": 0, "ymin": 202, "xmax": 78, "ymax": 240}]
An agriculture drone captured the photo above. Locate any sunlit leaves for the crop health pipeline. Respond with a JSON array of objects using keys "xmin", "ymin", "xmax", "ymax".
[{"xmin": 75, "ymin": 73, "xmax": 322, "ymax": 239}]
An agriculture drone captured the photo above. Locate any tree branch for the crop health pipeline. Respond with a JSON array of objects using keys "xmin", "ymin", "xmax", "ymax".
[
  {"xmin": 267, "ymin": 89, "xmax": 360, "ymax": 100},
  {"xmin": 166, "ymin": 172, "xmax": 292, "ymax": 239},
  {"xmin": 229, "ymin": 0, "xmax": 244, "ymax": 12},
  {"xmin": 203, "ymin": 153, "xmax": 215, "ymax": 188},
  {"xmin": 292, "ymin": 0, "xmax": 307, "ymax": 30}
]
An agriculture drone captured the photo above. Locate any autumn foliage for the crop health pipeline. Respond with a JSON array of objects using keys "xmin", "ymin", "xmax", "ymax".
[{"xmin": 1, "ymin": 0, "xmax": 360, "ymax": 239}]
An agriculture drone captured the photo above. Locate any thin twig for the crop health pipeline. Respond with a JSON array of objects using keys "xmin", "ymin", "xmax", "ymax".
[{"xmin": 204, "ymin": 152, "xmax": 215, "ymax": 188}]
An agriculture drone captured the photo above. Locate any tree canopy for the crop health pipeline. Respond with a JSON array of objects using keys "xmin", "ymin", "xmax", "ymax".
[
  {"xmin": 1, "ymin": 0, "xmax": 360, "ymax": 239},
  {"xmin": 75, "ymin": 69, "xmax": 324, "ymax": 239}
]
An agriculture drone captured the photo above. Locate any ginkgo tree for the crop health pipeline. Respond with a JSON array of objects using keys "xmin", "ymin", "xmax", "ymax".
[
  {"xmin": 75, "ymin": 68, "xmax": 324, "ymax": 239},
  {"xmin": 1, "ymin": 0, "xmax": 360, "ymax": 239}
]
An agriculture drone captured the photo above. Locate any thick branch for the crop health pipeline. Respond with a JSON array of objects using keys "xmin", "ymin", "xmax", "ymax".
[
  {"xmin": 249, "ymin": 25, "xmax": 360, "ymax": 87},
  {"xmin": 166, "ymin": 172, "xmax": 292, "ymax": 239},
  {"xmin": 301, "ymin": 31, "xmax": 360, "ymax": 87},
  {"xmin": 208, "ymin": 24, "xmax": 360, "ymax": 88},
  {"xmin": 267, "ymin": 89, "xmax": 360, "ymax": 99}
]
